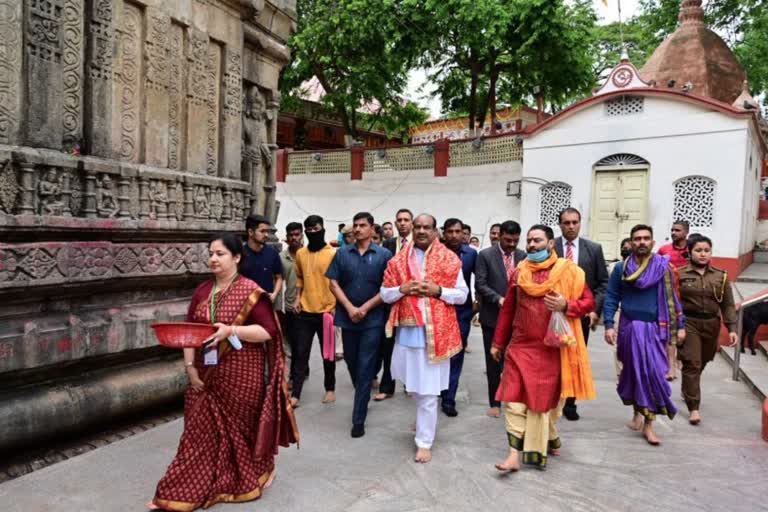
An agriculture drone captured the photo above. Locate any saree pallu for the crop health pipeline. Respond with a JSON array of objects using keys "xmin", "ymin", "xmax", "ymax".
[{"xmin": 153, "ymin": 276, "xmax": 298, "ymax": 511}]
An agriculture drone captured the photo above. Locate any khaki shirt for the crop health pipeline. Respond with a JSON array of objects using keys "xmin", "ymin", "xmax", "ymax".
[
  {"xmin": 678, "ymin": 264, "xmax": 737, "ymax": 332},
  {"xmin": 275, "ymin": 249, "xmax": 298, "ymax": 313}
]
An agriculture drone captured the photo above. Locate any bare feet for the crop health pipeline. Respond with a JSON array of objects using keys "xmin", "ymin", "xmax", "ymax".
[
  {"xmin": 626, "ymin": 414, "xmax": 643, "ymax": 431},
  {"xmin": 372, "ymin": 378, "xmax": 379, "ymax": 389},
  {"xmin": 689, "ymin": 410, "xmax": 701, "ymax": 425},
  {"xmin": 643, "ymin": 423, "xmax": 661, "ymax": 445},
  {"xmin": 548, "ymin": 448, "xmax": 561, "ymax": 456},
  {"xmin": 486, "ymin": 407, "xmax": 501, "ymax": 418},
  {"xmin": 146, "ymin": 501, "xmax": 160, "ymax": 510},
  {"xmin": 322, "ymin": 391, "xmax": 336, "ymax": 404},
  {"xmin": 334, "ymin": 352, "xmax": 344, "ymax": 361},
  {"xmin": 464, "ymin": 346, "xmax": 472, "ymax": 353},
  {"xmin": 290, "ymin": 397, "xmax": 300, "ymax": 409},
  {"xmin": 410, "ymin": 422, "xmax": 416, "ymax": 432},
  {"xmin": 374, "ymin": 392, "xmax": 393, "ymax": 401},
  {"xmin": 494, "ymin": 448, "xmax": 520, "ymax": 472},
  {"xmin": 264, "ymin": 471, "xmax": 276, "ymax": 490},
  {"xmin": 415, "ymin": 447, "xmax": 432, "ymax": 463}
]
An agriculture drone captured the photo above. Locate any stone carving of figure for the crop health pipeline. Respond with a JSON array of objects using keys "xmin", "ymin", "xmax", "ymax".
[
  {"xmin": 194, "ymin": 186, "xmax": 210, "ymax": 218},
  {"xmin": 231, "ymin": 190, "xmax": 244, "ymax": 221},
  {"xmin": 242, "ymin": 85, "xmax": 276, "ymax": 214},
  {"xmin": 39, "ymin": 169, "xmax": 64, "ymax": 215},
  {"xmin": 210, "ymin": 188, "xmax": 224, "ymax": 221},
  {"xmin": 149, "ymin": 181, "xmax": 169, "ymax": 220},
  {"xmin": 96, "ymin": 175, "xmax": 119, "ymax": 218}
]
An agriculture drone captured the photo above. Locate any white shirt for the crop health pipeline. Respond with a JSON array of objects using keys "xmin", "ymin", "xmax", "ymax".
[{"xmin": 561, "ymin": 237, "xmax": 580, "ymax": 263}]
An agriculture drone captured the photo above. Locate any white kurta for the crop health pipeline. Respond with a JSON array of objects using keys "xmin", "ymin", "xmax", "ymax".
[{"xmin": 380, "ymin": 250, "xmax": 468, "ymax": 396}]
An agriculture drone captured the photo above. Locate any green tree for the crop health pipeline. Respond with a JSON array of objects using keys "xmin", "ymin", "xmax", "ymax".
[
  {"xmin": 281, "ymin": 0, "xmax": 427, "ymax": 143},
  {"xmin": 591, "ymin": 20, "xmax": 650, "ymax": 81},
  {"xmin": 420, "ymin": 0, "xmax": 597, "ymax": 130}
]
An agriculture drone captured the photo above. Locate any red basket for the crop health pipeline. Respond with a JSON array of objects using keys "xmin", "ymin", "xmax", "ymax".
[{"xmin": 151, "ymin": 322, "xmax": 216, "ymax": 349}]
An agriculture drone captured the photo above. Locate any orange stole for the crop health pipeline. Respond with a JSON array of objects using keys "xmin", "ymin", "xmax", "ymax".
[
  {"xmin": 383, "ymin": 240, "xmax": 463, "ymax": 363},
  {"xmin": 516, "ymin": 253, "xmax": 596, "ymax": 401}
]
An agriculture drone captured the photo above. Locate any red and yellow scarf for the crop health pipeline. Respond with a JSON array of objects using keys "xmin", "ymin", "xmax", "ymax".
[
  {"xmin": 517, "ymin": 252, "xmax": 596, "ymax": 401},
  {"xmin": 383, "ymin": 240, "xmax": 462, "ymax": 363}
]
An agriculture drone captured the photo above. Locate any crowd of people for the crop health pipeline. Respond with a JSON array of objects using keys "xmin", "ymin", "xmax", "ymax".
[{"xmin": 147, "ymin": 208, "xmax": 740, "ymax": 511}]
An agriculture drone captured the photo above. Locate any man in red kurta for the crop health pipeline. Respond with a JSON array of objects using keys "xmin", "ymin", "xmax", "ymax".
[{"xmin": 490, "ymin": 224, "xmax": 595, "ymax": 471}]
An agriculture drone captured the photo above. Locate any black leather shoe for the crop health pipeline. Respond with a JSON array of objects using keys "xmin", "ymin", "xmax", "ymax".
[
  {"xmin": 351, "ymin": 424, "xmax": 365, "ymax": 438},
  {"xmin": 441, "ymin": 407, "xmax": 458, "ymax": 417},
  {"xmin": 563, "ymin": 407, "xmax": 580, "ymax": 421}
]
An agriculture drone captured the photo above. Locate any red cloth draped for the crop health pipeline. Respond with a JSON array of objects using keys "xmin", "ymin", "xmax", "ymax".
[
  {"xmin": 383, "ymin": 240, "xmax": 463, "ymax": 362},
  {"xmin": 493, "ymin": 267, "xmax": 595, "ymax": 412},
  {"xmin": 153, "ymin": 276, "xmax": 298, "ymax": 511}
]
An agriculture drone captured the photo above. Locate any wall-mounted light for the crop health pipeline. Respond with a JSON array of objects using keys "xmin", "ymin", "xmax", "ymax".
[
  {"xmin": 471, "ymin": 137, "xmax": 483, "ymax": 150},
  {"xmin": 312, "ymin": 153, "xmax": 322, "ymax": 161},
  {"xmin": 377, "ymin": 149, "xmax": 387, "ymax": 159},
  {"xmin": 506, "ymin": 181, "xmax": 522, "ymax": 198},
  {"xmin": 424, "ymin": 145, "xmax": 434, "ymax": 155}
]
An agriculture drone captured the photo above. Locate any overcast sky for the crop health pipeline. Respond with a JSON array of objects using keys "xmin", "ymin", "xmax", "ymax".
[{"xmin": 407, "ymin": 0, "xmax": 642, "ymax": 118}]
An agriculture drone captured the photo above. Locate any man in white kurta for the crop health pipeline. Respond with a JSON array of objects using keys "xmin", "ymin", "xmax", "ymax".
[{"xmin": 380, "ymin": 214, "xmax": 468, "ymax": 463}]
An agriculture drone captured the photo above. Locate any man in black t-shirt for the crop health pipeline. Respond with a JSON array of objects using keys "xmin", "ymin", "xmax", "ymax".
[{"xmin": 240, "ymin": 214, "xmax": 283, "ymax": 302}]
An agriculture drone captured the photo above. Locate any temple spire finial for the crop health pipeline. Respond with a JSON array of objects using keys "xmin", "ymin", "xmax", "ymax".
[{"xmin": 679, "ymin": 0, "xmax": 705, "ymax": 27}]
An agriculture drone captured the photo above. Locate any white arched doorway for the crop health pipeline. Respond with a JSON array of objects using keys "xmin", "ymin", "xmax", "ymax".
[{"xmin": 589, "ymin": 153, "xmax": 650, "ymax": 259}]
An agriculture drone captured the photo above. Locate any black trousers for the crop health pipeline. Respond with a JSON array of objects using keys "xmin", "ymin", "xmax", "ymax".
[
  {"xmin": 376, "ymin": 331, "xmax": 396, "ymax": 395},
  {"xmin": 563, "ymin": 316, "xmax": 591, "ymax": 412},
  {"xmin": 482, "ymin": 325, "xmax": 503, "ymax": 409},
  {"xmin": 291, "ymin": 311, "xmax": 336, "ymax": 399}
]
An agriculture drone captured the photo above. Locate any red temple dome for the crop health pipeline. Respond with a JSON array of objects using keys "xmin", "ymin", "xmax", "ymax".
[{"xmin": 640, "ymin": 0, "xmax": 746, "ymax": 104}]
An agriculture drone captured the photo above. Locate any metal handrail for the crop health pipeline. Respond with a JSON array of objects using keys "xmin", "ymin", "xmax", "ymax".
[{"xmin": 732, "ymin": 290, "xmax": 768, "ymax": 381}]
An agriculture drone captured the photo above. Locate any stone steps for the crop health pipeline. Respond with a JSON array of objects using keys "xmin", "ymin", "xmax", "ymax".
[
  {"xmin": 736, "ymin": 262, "xmax": 768, "ymax": 284},
  {"xmin": 720, "ymin": 347, "xmax": 768, "ymax": 402}
]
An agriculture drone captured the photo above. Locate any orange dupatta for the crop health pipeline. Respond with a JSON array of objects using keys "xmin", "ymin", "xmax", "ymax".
[{"xmin": 516, "ymin": 252, "xmax": 596, "ymax": 401}]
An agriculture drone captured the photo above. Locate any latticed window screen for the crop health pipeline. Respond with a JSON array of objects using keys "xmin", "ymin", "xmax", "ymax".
[
  {"xmin": 673, "ymin": 176, "xmax": 715, "ymax": 228},
  {"xmin": 605, "ymin": 96, "xmax": 644, "ymax": 116},
  {"xmin": 539, "ymin": 182, "xmax": 572, "ymax": 226}
]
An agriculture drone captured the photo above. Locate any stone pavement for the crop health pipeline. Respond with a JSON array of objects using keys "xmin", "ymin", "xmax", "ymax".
[{"xmin": 1, "ymin": 328, "xmax": 767, "ymax": 512}]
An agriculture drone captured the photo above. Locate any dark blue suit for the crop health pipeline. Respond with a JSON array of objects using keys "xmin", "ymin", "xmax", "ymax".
[{"xmin": 440, "ymin": 244, "xmax": 476, "ymax": 412}]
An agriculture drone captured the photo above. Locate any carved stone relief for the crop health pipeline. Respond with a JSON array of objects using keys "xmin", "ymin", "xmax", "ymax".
[
  {"xmin": 0, "ymin": 0, "xmax": 24, "ymax": 144},
  {"xmin": 96, "ymin": 174, "xmax": 119, "ymax": 218},
  {"xmin": 116, "ymin": 2, "xmax": 141, "ymax": 162},
  {"xmin": 0, "ymin": 161, "xmax": 19, "ymax": 214}
]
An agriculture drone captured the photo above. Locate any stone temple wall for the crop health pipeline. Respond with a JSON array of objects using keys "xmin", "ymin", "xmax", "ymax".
[{"xmin": 0, "ymin": 0, "xmax": 295, "ymax": 377}]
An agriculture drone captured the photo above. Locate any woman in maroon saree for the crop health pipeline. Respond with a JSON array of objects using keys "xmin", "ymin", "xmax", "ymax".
[{"xmin": 151, "ymin": 234, "xmax": 299, "ymax": 511}]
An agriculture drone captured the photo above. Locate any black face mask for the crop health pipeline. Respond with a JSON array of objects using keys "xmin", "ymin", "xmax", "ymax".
[
  {"xmin": 306, "ymin": 230, "xmax": 326, "ymax": 252},
  {"xmin": 620, "ymin": 249, "xmax": 632, "ymax": 259}
]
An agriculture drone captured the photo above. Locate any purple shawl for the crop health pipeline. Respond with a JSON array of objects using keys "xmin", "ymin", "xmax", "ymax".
[{"xmin": 623, "ymin": 253, "xmax": 684, "ymax": 343}]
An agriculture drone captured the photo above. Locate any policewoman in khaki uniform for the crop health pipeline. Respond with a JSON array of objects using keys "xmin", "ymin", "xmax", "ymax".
[{"xmin": 677, "ymin": 235, "xmax": 737, "ymax": 425}]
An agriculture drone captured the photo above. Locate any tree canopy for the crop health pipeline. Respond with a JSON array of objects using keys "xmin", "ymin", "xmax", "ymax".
[{"xmin": 281, "ymin": 0, "xmax": 768, "ymax": 141}]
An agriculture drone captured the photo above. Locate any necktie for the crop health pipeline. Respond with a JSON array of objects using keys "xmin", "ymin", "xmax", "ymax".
[
  {"xmin": 503, "ymin": 252, "xmax": 514, "ymax": 279},
  {"xmin": 566, "ymin": 241, "xmax": 574, "ymax": 261}
]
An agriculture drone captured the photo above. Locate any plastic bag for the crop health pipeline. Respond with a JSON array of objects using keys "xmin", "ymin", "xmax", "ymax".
[{"xmin": 543, "ymin": 311, "xmax": 577, "ymax": 348}]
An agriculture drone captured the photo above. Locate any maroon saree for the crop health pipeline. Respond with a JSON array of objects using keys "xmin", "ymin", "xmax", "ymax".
[{"xmin": 153, "ymin": 276, "xmax": 299, "ymax": 511}]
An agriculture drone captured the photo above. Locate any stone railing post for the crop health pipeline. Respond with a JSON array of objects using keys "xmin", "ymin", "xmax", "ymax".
[
  {"xmin": 350, "ymin": 146, "xmax": 364, "ymax": 180},
  {"xmin": 434, "ymin": 138, "xmax": 449, "ymax": 177},
  {"xmin": 276, "ymin": 149, "xmax": 288, "ymax": 182}
]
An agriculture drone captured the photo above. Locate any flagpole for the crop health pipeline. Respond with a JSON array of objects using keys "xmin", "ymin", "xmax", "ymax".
[{"xmin": 618, "ymin": 0, "xmax": 625, "ymax": 49}]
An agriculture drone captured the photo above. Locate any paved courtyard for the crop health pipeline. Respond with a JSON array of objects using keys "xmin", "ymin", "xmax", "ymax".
[{"xmin": 1, "ymin": 328, "xmax": 766, "ymax": 512}]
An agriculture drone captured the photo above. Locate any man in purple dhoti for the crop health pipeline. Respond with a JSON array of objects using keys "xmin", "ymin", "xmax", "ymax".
[{"xmin": 603, "ymin": 224, "xmax": 685, "ymax": 445}]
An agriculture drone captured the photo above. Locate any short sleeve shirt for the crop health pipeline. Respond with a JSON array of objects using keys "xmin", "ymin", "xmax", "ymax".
[
  {"xmin": 240, "ymin": 244, "xmax": 283, "ymax": 293},
  {"xmin": 325, "ymin": 243, "xmax": 392, "ymax": 330}
]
